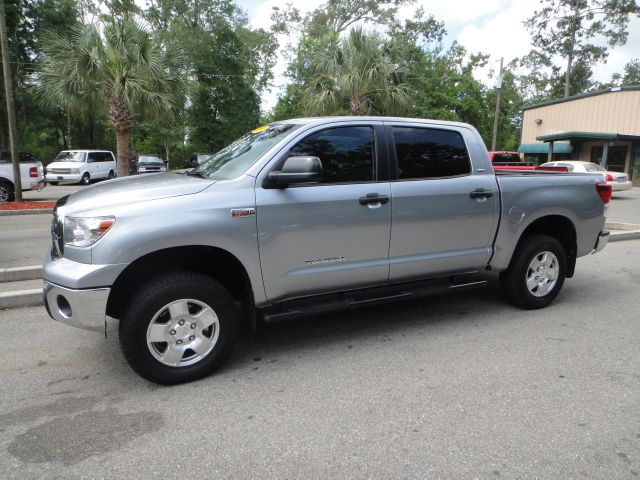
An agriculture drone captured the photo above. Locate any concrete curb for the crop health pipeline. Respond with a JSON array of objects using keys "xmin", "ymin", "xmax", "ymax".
[
  {"xmin": 610, "ymin": 230, "xmax": 640, "ymax": 242},
  {"xmin": 606, "ymin": 222, "xmax": 640, "ymax": 242},
  {"xmin": 0, "ymin": 208, "xmax": 52, "ymax": 216},
  {"xmin": 0, "ymin": 288, "xmax": 42, "ymax": 309},
  {"xmin": 606, "ymin": 222, "xmax": 640, "ymax": 231},
  {"xmin": 0, "ymin": 266, "xmax": 42, "ymax": 283}
]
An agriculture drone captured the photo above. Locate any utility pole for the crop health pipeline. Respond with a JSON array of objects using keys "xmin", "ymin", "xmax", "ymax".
[
  {"xmin": 0, "ymin": 0, "xmax": 22, "ymax": 201},
  {"xmin": 491, "ymin": 57, "xmax": 504, "ymax": 152}
]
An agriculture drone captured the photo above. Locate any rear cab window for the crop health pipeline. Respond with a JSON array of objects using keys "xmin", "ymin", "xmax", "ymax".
[{"xmin": 392, "ymin": 127, "xmax": 471, "ymax": 180}]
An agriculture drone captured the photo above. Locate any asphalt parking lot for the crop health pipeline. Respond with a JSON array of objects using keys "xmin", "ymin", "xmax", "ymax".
[{"xmin": 0, "ymin": 239, "xmax": 639, "ymax": 478}]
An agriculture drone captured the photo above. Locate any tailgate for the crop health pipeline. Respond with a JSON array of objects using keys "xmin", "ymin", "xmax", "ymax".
[{"xmin": 19, "ymin": 162, "xmax": 45, "ymax": 190}]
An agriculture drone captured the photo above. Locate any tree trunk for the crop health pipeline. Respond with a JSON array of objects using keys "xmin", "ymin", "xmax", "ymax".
[
  {"xmin": 564, "ymin": 48, "xmax": 574, "ymax": 98},
  {"xmin": 0, "ymin": 0, "xmax": 22, "ymax": 201},
  {"xmin": 350, "ymin": 94, "xmax": 366, "ymax": 115},
  {"xmin": 565, "ymin": 1, "xmax": 580, "ymax": 98},
  {"xmin": 108, "ymin": 92, "xmax": 134, "ymax": 177},
  {"xmin": 66, "ymin": 111, "xmax": 72, "ymax": 149},
  {"xmin": 115, "ymin": 130, "xmax": 130, "ymax": 178}
]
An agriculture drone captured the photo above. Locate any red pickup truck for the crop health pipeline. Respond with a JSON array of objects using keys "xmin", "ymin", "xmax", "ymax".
[{"xmin": 489, "ymin": 151, "xmax": 567, "ymax": 172}]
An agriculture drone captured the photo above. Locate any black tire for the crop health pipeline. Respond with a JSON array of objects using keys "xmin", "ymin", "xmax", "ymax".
[
  {"xmin": 0, "ymin": 180, "xmax": 14, "ymax": 203},
  {"xmin": 500, "ymin": 234, "xmax": 567, "ymax": 310},
  {"xmin": 49, "ymin": 181, "xmax": 59, "ymax": 186},
  {"xmin": 107, "ymin": 170, "xmax": 114, "ymax": 180},
  {"xmin": 80, "ymin": 172, "xmax": 90, "ymax": 185},
  {"xmin": 119, "ymin": 271, "xmax": 240, "ymax": 384}
]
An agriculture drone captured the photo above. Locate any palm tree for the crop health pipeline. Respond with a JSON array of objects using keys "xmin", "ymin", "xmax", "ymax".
[
  {"xmin": 302, "ymin": 28, "xmax": 414, "ymax": 116},
  {"xmin": 38, "ymin": 18, "xmax": 187, "ymax": 177}
]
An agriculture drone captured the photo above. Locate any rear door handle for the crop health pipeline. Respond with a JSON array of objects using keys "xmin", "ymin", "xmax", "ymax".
[
  {"xmin": 469, "ymin": 188, "xmax": 494, "ymax": 199},
  {"xmin": 359, "ymin": 193, "xmax": 390, "ymax": 206}
]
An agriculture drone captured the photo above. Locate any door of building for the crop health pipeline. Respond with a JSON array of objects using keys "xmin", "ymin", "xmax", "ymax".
[{"xmin": 591, "ymin": 145, "xmax": 628, "ymax": 172}]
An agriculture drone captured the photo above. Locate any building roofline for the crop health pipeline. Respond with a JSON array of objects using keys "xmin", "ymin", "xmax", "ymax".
[{"xmin": 522, "ymin": 85, "xmax": 640, "ymax": 111}]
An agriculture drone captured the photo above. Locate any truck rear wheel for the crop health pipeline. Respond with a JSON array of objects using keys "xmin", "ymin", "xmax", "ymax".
[
  {"xmin": 500, "ymin": 234, "xmax": 567, "ymax": 309},
  {"xmin": 119, "ymin": 271, "xmax": 240, "ymax": 384},
  {"xmin": 0, "ymin": 180, "xmax": 14, "ymax": 203}
]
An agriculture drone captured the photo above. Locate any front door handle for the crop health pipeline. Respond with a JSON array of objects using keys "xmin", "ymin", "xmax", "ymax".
[
  {"xmin": 469, "ymin": 188, "xmax": 494, "ymax": 199},
  {"xmin": 359, "ymin": 193, "xmax": 390, "ymax": 206}
]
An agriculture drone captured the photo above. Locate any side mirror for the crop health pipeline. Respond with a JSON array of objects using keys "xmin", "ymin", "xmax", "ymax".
[{"xmin": 267, "ymin": 156, "xmax": 323, "ymax": 188}]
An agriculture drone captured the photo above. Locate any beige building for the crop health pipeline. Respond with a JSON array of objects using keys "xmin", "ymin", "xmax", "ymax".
[{"xmin": 518, "ymin": 86, "xmax": 640, "ymax": 185}]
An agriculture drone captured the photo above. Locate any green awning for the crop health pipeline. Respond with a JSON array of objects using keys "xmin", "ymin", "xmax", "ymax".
[
  {"xmin": 536, "ymin": 131, "xmax": 617, "ymax": 142},
  {"xmin": 518, "ymin": 142, "xmax": 573, "ymax": 154}
]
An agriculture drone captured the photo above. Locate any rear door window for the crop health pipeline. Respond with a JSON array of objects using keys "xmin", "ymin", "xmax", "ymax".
[{"xmin": 392, "ymin": 127, "xmax": 471, "ymax": 179}]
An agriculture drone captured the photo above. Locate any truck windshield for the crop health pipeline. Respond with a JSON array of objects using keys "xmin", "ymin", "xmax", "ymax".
[
  {"xmin": 191, "ymin": 123, "xmax": 300, "ymax": 180},
  {"xmin": 54, "ymin": 151, "xmax": 86, "ymax": 163}
]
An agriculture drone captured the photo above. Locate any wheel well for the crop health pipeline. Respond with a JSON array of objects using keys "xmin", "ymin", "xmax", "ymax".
[
  {"xmin": 106, "ymin": 246, "xmax": 253, "ymax": 319},
  {"xmin": 517, "ymin": 215, "xmax": 577, "ymax": 277},
  {"xmin": 0, "ymin": 176, "xmax": 14, "ymax": 187}
]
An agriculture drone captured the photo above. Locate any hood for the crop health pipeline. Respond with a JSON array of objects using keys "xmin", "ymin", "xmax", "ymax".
[
  {"xmin": 61, "ymin": 172, "xmax": 214, "ymax": 213},
  {"xmin": 47, "ymin": 161, "xmax": 83, "ymax": 169}
]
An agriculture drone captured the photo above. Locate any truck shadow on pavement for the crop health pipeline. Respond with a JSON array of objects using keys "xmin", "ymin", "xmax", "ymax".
[{"xmin": 220, "ymin": 280, "xmax": 508, "ymax": 374}]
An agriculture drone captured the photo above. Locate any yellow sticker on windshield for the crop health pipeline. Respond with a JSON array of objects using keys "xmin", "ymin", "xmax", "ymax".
[{"xmin": 252, "ymin": 125, "xmax": 269, "ymax": 133}]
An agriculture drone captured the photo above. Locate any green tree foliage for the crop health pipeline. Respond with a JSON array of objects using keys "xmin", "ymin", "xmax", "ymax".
[
  {"xmin": 0, "ymin": 0, "xmax": 88, "ymax": 159},
  {"xmin": 525, "ymin": 0, "xmax": 640, "ymax": 98},
  {"xmin": 38, "ymin": 17, "xmax": 188, "ymax": 176},
  {"xmin": 609, "ymin": 58, "xmax": 640, "ymax": 85},
  {"xmin": 301, "ymin": 28, "xmax": 414, "ymax": 116},
  {"xmin": 512, "ymin": 50, "xmax": 595, "ymax": 105},
  {"xmin": 144, "ymin": 0, "xmax": 277, "ymax": 154}
]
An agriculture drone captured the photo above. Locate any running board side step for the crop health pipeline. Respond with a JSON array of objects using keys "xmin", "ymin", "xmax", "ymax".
[{"xmin": 262, "ymin": 278, "xmax": 488, "ymax": 324}]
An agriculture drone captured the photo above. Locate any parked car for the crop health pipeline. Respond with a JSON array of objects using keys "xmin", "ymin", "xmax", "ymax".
[
  {"xmin": 489, "ymin": 150, "xmax": 533, "ymax": 167},
  {"xmin": 0, "ymin": 150, "xmax": 45, "ymax": 203},
  {"xmin": 43, "ymin": 117, "xmax": 611, "ymax": 384},
  {"xmin": 540, "ymin": 160, "xmax": 632, "ymax": 191},
  {"xmin": 134, "ymin": 155, "xmax": 167, "ymax": 174},
  {"xmin": 46, "ymin": 150, "xmax": 116, "ymax": 185},
  {"xmin": 182, "ymin": 153, "xmax": 212, "ymax": 169}
]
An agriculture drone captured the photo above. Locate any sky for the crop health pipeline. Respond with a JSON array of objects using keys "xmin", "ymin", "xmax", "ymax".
[{"xmin": 234, "ymin": 0, "xmax": 640, "ymax": 112}]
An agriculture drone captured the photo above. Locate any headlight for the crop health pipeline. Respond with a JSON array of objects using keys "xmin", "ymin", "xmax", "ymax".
[
  {"xmin": 63, "ymin": 216, "xmax": 116, "ymax": 247},
  {"xmin": 70, "ymin": 168, "xmax": 80, "ymax": 174}
]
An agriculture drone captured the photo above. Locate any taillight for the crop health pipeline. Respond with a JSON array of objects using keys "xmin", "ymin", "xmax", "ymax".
[
  {"xmin": 604, "ymin": 173, "xmax": 613, "ymax": 182},
  {"xmin": 596, "ymin": 183, "xmax": 612, "ymax": 204},
  {"xmin": 29, "ymin": 167, "xmax": 38, "ymax": 178}
]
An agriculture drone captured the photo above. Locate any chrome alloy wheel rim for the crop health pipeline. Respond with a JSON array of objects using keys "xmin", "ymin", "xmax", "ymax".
[
  {"xmin": 146, "ymin": 299, "xmax": 220, "ymax": 367},
  {"xmin": 526, "ymin": 251, "xmax": 559, "ymax": 297},
  {"xmin": 0, "ymin": 185, "xmax": 9, "ymax": 202}
]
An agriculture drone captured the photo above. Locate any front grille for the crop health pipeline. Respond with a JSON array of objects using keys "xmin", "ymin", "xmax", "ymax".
[{"xmin": 50, "ymin": 168, "xmax": 71, "ymax": 174}]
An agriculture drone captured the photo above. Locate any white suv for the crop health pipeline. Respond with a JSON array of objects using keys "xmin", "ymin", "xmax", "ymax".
[{"xmin": 46, "ymin": 150, "xmax": 116, "ymax": 185}]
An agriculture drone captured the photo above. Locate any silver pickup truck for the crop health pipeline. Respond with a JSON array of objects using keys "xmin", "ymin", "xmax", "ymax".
[{"xmin": 43, "ymin": 117, "xmax": 611, "ymax": 384}]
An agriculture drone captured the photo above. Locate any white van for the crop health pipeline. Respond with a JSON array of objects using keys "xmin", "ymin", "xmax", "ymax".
[{"xmin": 46, "ymin": 150, "xmax": 116, "ymax": 185}]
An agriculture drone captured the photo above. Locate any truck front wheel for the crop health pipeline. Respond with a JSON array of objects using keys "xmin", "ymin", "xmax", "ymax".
[
  {"xmin": 119, "ymin": 272, "xmax": 240, "ymax": 384},
  {"xmin": 500, "ymin": 234, "xmax": 567, "ymax": 309}
]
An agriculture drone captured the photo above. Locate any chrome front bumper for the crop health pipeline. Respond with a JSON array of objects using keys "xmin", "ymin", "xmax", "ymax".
[
  {"xmin": 592, "ymin": 230, "xmax": 610, "ymax": 254},
  {"xmin": 43, "ymin": 280, "xmax": 110, "ymax": 333}
]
